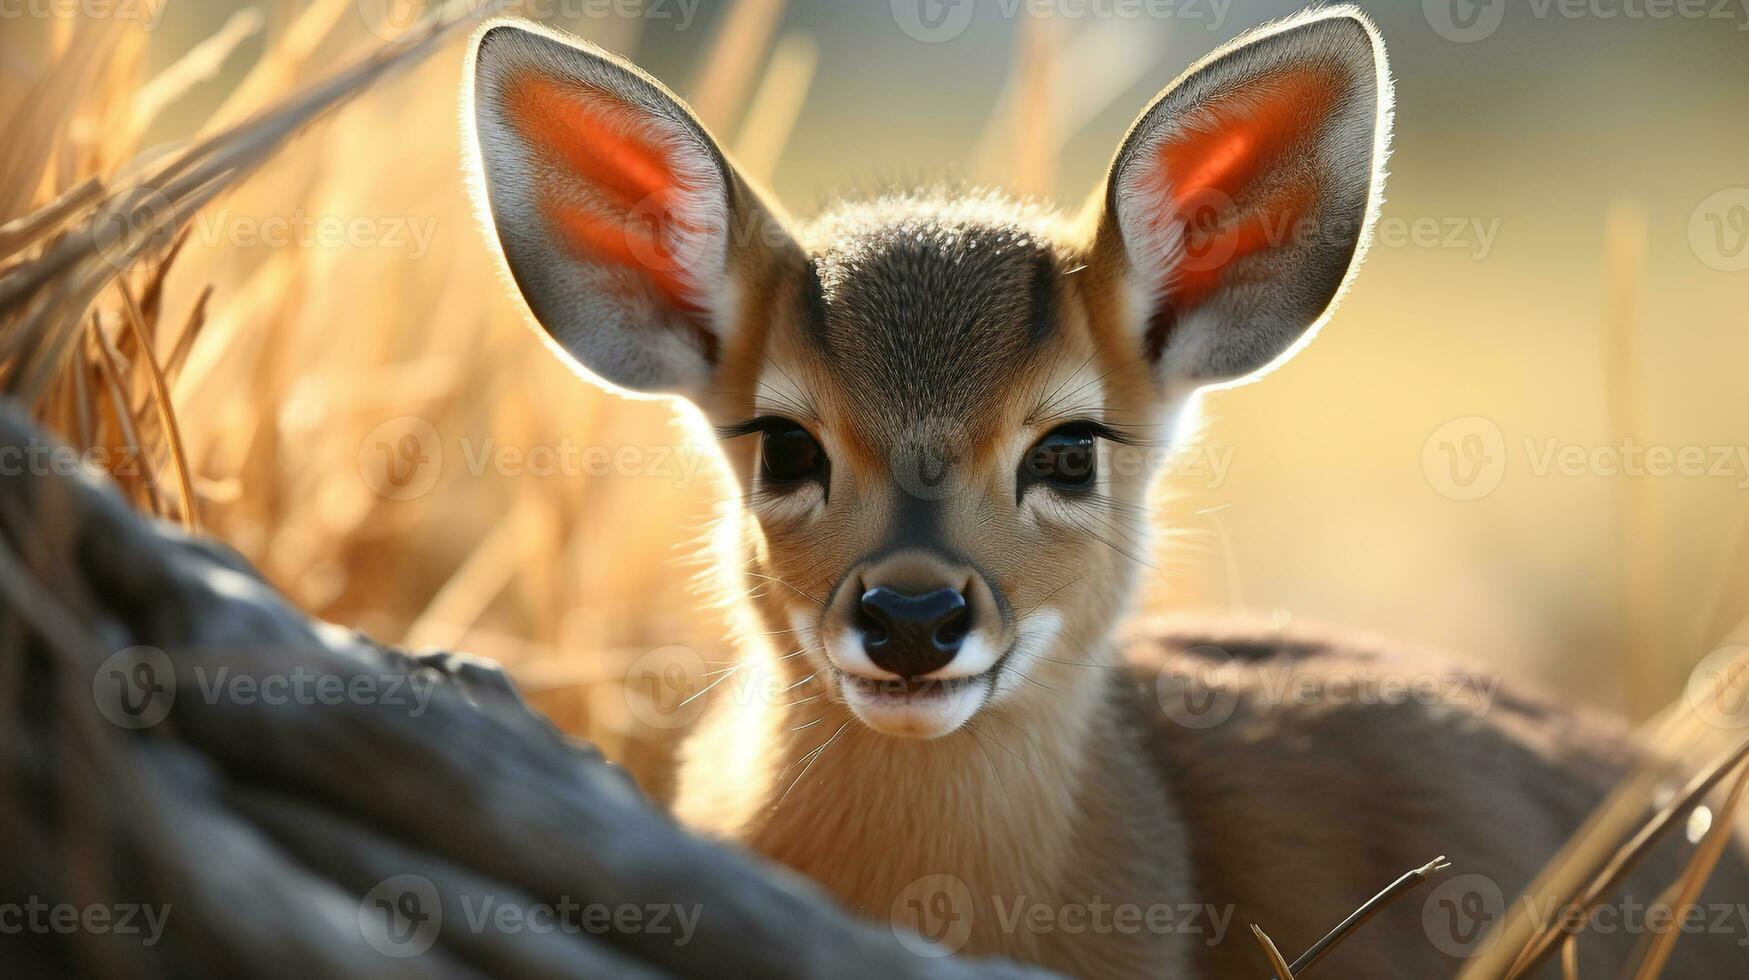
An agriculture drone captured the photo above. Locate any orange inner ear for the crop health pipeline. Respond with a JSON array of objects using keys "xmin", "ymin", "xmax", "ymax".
[
  {"xmin": 1155, "ymin": 69, "xmax": 1340, "ymax": 310},
  {"xmin": 505, "ymin": 76, "xmax": 705, "ymax": 313}
]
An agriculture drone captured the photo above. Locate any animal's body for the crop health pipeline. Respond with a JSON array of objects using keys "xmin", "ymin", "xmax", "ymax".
[{"xmin": 465, "ymin": 8, "xmax": 1749, "ymax": 976}]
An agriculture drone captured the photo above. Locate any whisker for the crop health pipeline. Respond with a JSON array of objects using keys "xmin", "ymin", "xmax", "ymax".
[
  {"xmin": 774, "ymin": 718, "xmax": 854, "ymax": 809},
  {"xmin": 970, "ymin": 721, "xmax": 1043, "ymax": 777},
  {"xmin": 743, "ymin": 571, "xmax": 827, "ymax": 607},
  {"xmin": 983, "ymin": 711, "xmax": 1048, "ymax": 768},
  {"xmin": 1019, "ymin": 672, "xmax": 1057, "ymax": 695},
  {"xmin": 967, "ymin": 724, "xmax": 1019, "ymax": 811},
  {"xmin": 679, "ymin": 661, "xmax": 741, "ymax": 708}
]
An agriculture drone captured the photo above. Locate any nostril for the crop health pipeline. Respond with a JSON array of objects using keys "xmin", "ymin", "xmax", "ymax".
[
  {"xmin": 932, "ymin": 599, "xmax": 970, "ymax": 651},
  {"xmin": 855, "ymin": 594, "xmax": 890, "ymax": 646}
]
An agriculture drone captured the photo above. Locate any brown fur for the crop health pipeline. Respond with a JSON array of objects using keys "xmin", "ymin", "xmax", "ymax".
[
  {"xmin": 1129, "ymin": 616, "xmax": 1749, "ymax": 978},
  {"xmin": 469, "ymin": 10, "xmax": 1749, "ymax": 977}
]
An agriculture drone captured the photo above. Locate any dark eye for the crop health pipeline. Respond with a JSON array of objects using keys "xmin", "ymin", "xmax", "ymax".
[
  {"xmin": 760, "ymin": 420, "xmax": 827, "ymax": 485},
  {"xmin": 1022, "ymin": 424, "xmax": 1098, "ymax": 492}
]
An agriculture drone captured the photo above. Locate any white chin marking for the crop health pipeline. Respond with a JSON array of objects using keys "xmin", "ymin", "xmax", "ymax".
[{"xmin": 840, "ymin": 674, "xmax": 989, "ymax": 739}]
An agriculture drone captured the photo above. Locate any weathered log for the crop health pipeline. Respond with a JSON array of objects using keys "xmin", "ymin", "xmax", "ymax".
[{"xmin": 0, "ymin": 403, "xmax": 1049, "ymax": 979}]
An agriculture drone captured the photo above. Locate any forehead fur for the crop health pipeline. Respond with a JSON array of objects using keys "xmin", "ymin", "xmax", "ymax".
[{"xmin": 793, "ymin": 193, "xmax": 1074, "ymax": 435}]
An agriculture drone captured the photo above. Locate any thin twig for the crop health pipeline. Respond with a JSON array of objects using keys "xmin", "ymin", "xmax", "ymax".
[
  {"xmin": 1626, "ymin": 755, "xmax": 1749, "ymax": 979},
  {"xmin": 1288, "ymin": 855, "xmax": 1452, "ymax": 976},
  {"xmin": 1252, "ymin": 924, "xmax": 1296, "ymax": 979},
  {"xmin": 1508, "ymin": 737, "xmax": 1749, "ymax": 978}
]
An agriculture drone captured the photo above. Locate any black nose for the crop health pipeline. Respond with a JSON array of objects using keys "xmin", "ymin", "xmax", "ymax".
[{"xmin": 856, "ymin": 586, "xmax": 970, "ymax": 677}]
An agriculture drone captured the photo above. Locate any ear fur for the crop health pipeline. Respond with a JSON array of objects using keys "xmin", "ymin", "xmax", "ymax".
[
  {"xmin": 467, "ymin": 20, "xmax": 795, "ymax": 398},
  {"xmin": 1095, "ymin": 5, "xmax": 1393, "ymax": 392}
]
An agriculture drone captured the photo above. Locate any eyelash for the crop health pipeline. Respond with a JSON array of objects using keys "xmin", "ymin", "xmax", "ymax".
[
  {"xmin": 715, "ymin": 415, "xmax": 802, "ymax": 440},
  {"xmin": 718, "ymin": 416, "xmax": 830, "ymax": 496},
  {"xmin": 1040, "ymin": 420, "xmax": 1134, "ymax": 446}
]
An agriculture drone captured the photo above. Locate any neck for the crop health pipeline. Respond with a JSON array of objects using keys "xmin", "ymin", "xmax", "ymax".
[{"xmin": 671, "ymin": 623, "xmax": 1193, "ymax": 973}]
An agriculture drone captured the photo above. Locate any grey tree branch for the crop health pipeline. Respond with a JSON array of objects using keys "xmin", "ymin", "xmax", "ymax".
[{"xmin": 0, "ymin": 403, "xmax": 1050, "ymax": 980}]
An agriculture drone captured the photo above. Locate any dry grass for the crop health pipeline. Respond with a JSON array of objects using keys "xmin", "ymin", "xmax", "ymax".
[
  {"xmin": 0, "ymin": 0, "xmax": 753, "ymax": 796},
  {"xmin": 3, "ymin": 3, "xmax": 1749, "ymax": 977}
]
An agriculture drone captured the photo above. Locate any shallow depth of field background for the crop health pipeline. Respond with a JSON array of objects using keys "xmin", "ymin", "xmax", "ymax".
[{"xmin": 5, "ymin": 0, "xmax": 1747, "ymax": 794}]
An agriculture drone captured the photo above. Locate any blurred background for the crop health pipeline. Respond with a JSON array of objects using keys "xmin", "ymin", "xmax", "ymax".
[{"xmin": 3, "ymin": 0, "xmax": 1746, "ymax": 796}]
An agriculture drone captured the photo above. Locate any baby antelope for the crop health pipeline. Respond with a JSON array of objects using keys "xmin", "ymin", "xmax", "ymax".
[{"xmin": 468, "ymin": 8, "xmax": 1749, "ymax": 976}]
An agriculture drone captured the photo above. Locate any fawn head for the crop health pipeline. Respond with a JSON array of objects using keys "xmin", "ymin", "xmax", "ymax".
[{"xmin": 469, "ymin": 8, "xmax": 1391, "ymax": 738}]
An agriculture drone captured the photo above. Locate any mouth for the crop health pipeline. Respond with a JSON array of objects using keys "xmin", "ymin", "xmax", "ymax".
[{"xmin": 832, "ymin": 667, "xmax": 993, "ymax": 738}]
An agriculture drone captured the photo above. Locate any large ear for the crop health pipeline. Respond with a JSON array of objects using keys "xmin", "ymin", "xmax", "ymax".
[
  {"xmin": 1093, "ymin": 6, "xmax": 1392, "ymax": 392},
  {"xmin": 468, "ymin": 21, "xmax": 796, "ymax": 398}
]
